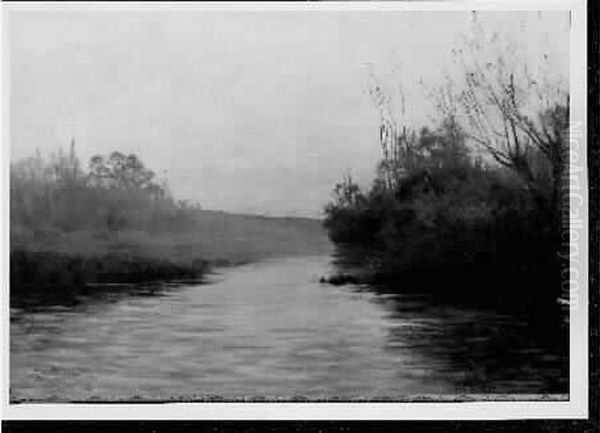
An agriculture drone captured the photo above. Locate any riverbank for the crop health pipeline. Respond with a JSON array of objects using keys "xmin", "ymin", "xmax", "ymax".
[
  {"xmin": 320, "ymin": 246, "xmax": 567, "ymax": 325},
  {"xmin": 10, "ymin": 211, "xmax": 332, "ymax": 308},
  {"xmin": 10, "ymin": 249, "xmax": 208, "ymax": 308}
]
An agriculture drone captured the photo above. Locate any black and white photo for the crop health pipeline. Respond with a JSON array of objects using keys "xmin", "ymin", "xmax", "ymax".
[{"xmin": 1, "ymin": 0, "xmax": 590, "ymax": 421}]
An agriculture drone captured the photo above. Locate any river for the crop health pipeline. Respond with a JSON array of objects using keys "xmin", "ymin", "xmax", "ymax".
[{"xmin": 10, "ymin": 254, "xmax": 568, "ymax": 402}]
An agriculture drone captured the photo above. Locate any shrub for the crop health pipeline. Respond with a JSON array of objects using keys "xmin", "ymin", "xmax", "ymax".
[
  {"xmin": 10, "ymin": 145, "xmax": 198, "ymax": 234},
  {"xmin": 323, "ymin": 118, "xmax": 562, "ymax": 308}
]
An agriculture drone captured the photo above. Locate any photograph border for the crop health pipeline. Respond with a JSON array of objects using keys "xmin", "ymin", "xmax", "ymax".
[{"xmin": 0, "ymin": 0, "xmax": 594, "ymax": 425}]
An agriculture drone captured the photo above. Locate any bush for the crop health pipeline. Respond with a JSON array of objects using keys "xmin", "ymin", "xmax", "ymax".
[
  {"xmin": 10, "ymin": 249, "xmax": 208, "ymax": 308},
  {"xmin": 10, "ymin": 146, "xmax": 198, "ymax": 234},
  {"xmin": 323, "ymin": 119, "xmax": 562, "ymax": 310}
]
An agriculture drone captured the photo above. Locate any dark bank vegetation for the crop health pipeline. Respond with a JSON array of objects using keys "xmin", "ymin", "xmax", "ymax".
[
  {"xmin": 323, "ymin": 30, "xmax": 570, "ymax": 315},
  {"xmin": 10, "ymin": 143, "xmax": 330, "ymax": 307}
]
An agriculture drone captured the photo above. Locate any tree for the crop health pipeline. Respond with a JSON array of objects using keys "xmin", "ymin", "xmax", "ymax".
[
  {"xmin": 328, "ymin": 174, "xmax": 365, "ymax": 210},
  {"xmin": 367, "ymin": 69, "xmax": 419, "ymax": 192},
  {"xmin": 415, "ymin": 119, "xmax": 470, "ymax": 170},
  {"xmin": 434, "ymin": 13, "xmax": 569, "ymax": 220},
  {"xmin": 87, "ymin": 151, "xmax": 164, "ymax": 198}
]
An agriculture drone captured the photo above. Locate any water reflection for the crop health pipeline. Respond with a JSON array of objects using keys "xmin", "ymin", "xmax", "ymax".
[
  {"xmin": 10, "ymin": 254, "xmax": 567, "ymax": 402},
  {"xmin": 331, "ymin": 246, "xmax": 568, "ymax": 394},
  {"xmin": 382, "ymin": 295, "xmax": 566, "ymax": 394}
]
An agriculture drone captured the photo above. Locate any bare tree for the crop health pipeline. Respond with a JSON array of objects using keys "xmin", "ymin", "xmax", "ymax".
[
  {"xmin": 435, "ymin": 13, "xmax": 569, "ymax": 216},
  {"xmin": 366, "ymin": 68, "xmax": 418, "ymax": 192}
]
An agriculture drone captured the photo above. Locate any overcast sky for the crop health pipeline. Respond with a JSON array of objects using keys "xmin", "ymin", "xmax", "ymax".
[{"xmin": 7, "ymin": 9, "xmax": 569, "ymax": 217}]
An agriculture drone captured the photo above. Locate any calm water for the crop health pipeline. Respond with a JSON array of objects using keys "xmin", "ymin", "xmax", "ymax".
[{"xmin": 10, "ymin": 255, "xmax": 567, "ymax": 402}]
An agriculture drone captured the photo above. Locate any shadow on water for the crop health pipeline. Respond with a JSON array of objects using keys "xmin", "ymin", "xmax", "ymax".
[
  {"xmin": 10, "ymin": 279, "xmax": 202, "ymax": 316},
  {"xmin": 327, "ymin": 247, "xmax": 569, "ymax": 395}
]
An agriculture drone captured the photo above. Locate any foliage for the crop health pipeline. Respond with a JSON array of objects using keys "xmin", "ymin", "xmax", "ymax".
[
  {"xmin": 87, "ymin": 151, "xmax": 166, "ymax": 199},
  {"xmin": 433, "ymin": 18, "xmax": 570, "ymax": 226},
  {"xmin": 10, "ymin": 249, "xmax": 208, "ymax": 308},
  {"xmin": 10, "ymin": 143, "xmax": 197, "ymax": 233},
  {"xmin": 324, "ymin": 21, "xmax": 569, "ymax": 310},
  {"xmin": 323, "ymin": 116, "xmax": 562, "ymax": 307}
]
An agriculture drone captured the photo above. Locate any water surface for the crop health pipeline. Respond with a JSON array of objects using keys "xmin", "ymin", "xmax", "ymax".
[{"xmin": 10, "ymin": 255, "xmax": 567, "ymax": 401}]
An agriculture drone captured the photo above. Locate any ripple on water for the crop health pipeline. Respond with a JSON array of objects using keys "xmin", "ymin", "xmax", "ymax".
[{"xmin": 10, "ymin": 255, "xmax": 568, "ymax": 401}]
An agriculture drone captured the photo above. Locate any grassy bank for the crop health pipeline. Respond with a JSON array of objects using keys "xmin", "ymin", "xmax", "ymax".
[
  {"xmin": 10, "ymin": 250, "xmax": 208, "ymax": 307},
  {"xmin": 10, "ymin": 212, "xmax": 331, "ymax": 308},
  {"xmin": 11, "ymin": 211, "xmax": 332, "ymax": 264},
  {"xmin": 10, "ymin": 147, "xmax": 331, "ymax": 307}
]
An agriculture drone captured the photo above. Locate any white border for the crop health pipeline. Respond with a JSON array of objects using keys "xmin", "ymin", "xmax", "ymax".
[{"xmin": 0, "ymin": 0, "xmax": 588, "ymax": 420}]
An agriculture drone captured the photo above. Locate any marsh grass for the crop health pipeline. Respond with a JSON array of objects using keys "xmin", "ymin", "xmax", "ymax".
[{"xmin": 10, "ymin": 147, "xmax": 331, "ymax": 307}]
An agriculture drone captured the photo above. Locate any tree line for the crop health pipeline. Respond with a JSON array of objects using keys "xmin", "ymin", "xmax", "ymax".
[{"xmin": 10, "ymin": 140, "xmax": 199, "ymax": 235}]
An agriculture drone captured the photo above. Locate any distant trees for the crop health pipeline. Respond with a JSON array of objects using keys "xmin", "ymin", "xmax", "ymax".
[
  {"xmin": 10, "ymin": 142, "xmax": 197, "ymax": 234},
  {"xmin": 10, "ymin": 140, "xmax": 86, "ymax": 231},
  {"xmin": 87, "ymin": 151, "xmax": 166, "ymax": 199},
  {"xmin": 11, "ymin": 139, "xmax": 83, "ymax": 189}
]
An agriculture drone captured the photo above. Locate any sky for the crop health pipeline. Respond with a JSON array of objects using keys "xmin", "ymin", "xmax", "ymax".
[{"xmin": 7, "ymin": 8, "xmax": 570, "ymax": 217}]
